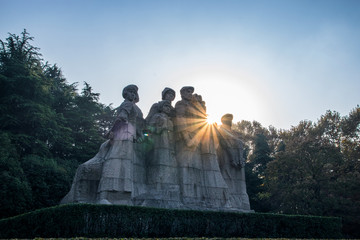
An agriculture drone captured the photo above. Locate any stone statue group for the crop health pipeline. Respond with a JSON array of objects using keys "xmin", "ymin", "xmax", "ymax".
[{"xmin": 61, "ymin": 85, "xmax": 251, "ymax": 212}]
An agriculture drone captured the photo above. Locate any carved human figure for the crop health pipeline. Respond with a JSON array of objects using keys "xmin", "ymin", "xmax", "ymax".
[
  {"xmin": 143, "ymin": 100, "xmax": 182, "ymax": 207},
  {"xmin": 97, "ymin": 84, "xmax": 144, "ymax": 205},
  {"xmin": 61, "ymin": 84, "xmax": 144, "ymax": 205},
  {"xmin": 217, "ymin": 114, "xmax": 250, "ymax": 210},
  {"xmin": 175, "ymin": 86, "xmax": 204, "ymax": 207},
  {"xmin": 145, "ymin": 87, "xmax": 176, "ymax": 124}
]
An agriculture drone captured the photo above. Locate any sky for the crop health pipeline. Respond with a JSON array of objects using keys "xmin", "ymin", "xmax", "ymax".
[{"xmin": 1, "ymin": 0, "xmax": 360, "ymax": 129}]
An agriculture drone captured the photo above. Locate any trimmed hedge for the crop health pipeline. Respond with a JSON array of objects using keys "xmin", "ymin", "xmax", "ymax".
[{"xmin": 0, "ymin": 204, "xmax": 342, "ymax": 238}]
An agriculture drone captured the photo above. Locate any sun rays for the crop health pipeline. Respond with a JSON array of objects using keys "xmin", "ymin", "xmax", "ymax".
[
  {"xmin": 206, "ymin": 114, "xmax": 218, "ymax": 125},
  {"xmin": 177, "ymin": 104, "xmax": 221, "ymax": 149}
]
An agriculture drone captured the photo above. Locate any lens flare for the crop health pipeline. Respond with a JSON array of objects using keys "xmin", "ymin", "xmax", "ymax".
[{"xmin": 206, "ymin": 114, "xmax": 218, "ymax": 125}]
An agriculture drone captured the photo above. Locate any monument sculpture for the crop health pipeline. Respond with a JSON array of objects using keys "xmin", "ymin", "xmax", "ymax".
[{"xmin": 61, "ymin": 85, "xmax": 252, "ymax": 212}]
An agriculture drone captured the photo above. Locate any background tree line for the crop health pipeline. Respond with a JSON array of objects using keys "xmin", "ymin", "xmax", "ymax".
[
  {"xmin": 234, "ymin": 108, "xmax": 360, "ymax": 238},
  {"xmin": 1, "ymin": 30, "xmax": 359, "ymax": 238}
]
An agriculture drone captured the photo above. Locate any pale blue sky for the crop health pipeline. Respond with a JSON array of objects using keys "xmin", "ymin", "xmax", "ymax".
[{"xmin": 1, "ymin": 0, "xmax": 359, "ymax": 129}]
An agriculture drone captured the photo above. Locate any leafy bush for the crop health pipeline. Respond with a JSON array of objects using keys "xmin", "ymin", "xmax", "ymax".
[{"xmin": 0, "ymin": 204, "xmax": 342, "ymax": 239}]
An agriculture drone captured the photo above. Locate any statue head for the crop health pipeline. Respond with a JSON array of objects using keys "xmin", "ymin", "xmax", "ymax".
[
  {"xmin": 221, "ymin": 113, "xmax": 233, "ymax": 128},
  {"xmin": 162, "ymin": 87, "xmax": 176, "ymax": 101},
  {"xmin": 158, "ymin": 100, "xmax": 172, "ymax": 115},
  {"xmin": 122, "ymin": 84, "xmax": 139, "ymax": 102},
  {"xmin": 180, "ymin": 86, "xmax": 194, "ymax": 101}
]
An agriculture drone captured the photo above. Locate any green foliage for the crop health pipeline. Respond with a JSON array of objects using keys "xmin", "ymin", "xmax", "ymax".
[
  {"xmin": 0, "ymin": 132, "xmax": 32, "ymax": 218},
  {"xmin": 0, "ymin": 204, "xmax": 342, "ymax": 239},
  {"xmin": 21, "ymin": 155, "xmax": 73, "ymax": 209},
  {"xmin": 234, "ymin": 109, "xmax": 360, "ymax": 238},
  {"xmin": 65, "ymin": 82, "xmax": 112, "ymax": 163},
  {"xmin": 0, "ymin": 30, "xmax": 113, "ymax": 218}
]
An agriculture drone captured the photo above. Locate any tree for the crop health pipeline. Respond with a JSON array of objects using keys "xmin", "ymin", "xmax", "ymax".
[
  {"xmin": 266, "ymin": 120, "xmax": 342, "ymax": 214},
  {"xmin": 0, "ymin": 30, "xmax": 58, "ymax": 157},
  {"xmin": 338, "ymin": 106, "xmax": 360, "ymax": 237},
  {"xmin": 64, "ymin": 82, "xmax": 111, "ymax": 163},
  {"xmin": 21, "ymin": 155, "xmax": 72, "ymax": 209},
  {"xmin": 265, "ymin": 110, "xmax": 360, "ymax": 238},
  {"xmin": 0, "ymin": 132, "xmax": 32, "ymax": 218},
  {"xmin": 0, "ymin": 30, "xmax": 114, "ymax": 217}
]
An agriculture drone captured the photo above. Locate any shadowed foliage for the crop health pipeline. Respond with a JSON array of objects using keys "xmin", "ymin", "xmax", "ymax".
[
  {"xmin": 0, "ymin": 30, "xmax": 114, "ymax": 218},
  {"xmin": 0, "ymin": 204, "xmax": 342, "ymax": 239}
]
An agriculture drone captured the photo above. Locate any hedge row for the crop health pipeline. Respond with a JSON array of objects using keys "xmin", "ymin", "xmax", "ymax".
[{"xmin": 0, "ymin": 204, "xmax": 342, "ymax": 238}]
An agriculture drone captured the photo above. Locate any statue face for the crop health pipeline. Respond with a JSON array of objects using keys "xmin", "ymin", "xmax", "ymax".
[
  {"xmin": 164, "ymin": 91, "xmax": 175, "ymax": 102},
  {"xmin": 126, "ymin": 88, "xmax": 137, "ymax": 102},
  {"xmin": 182, "ymin": 88, "xmax": 193, "ymax": 101},
  {"xmin": 162, "ymin": 103, "xmax": 171, "ymax": 114}
]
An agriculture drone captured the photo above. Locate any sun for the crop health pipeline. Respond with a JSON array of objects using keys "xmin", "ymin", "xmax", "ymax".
[{"xmin": 206, "ymin": 114, "xmax": 218, "ymax": 125}]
